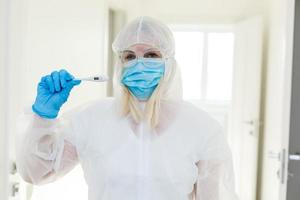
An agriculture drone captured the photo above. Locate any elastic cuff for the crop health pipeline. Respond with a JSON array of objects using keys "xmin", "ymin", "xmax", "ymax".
[{"xmin": 32, "ymin": 104, "xmax": 58, "ymax": 119}]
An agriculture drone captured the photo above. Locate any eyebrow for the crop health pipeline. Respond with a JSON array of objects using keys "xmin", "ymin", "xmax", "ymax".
[{"xmin": 144, "ymin": 48, "xmax": 161, "ymax": 52}]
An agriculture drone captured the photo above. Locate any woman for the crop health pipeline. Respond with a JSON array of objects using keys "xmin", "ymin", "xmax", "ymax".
[{"xmin": 16, "ymin": 16, "xmax": 238, "ymax": 200}]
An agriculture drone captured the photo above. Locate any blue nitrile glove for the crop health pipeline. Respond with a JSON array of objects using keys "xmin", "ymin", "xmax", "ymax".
[{"xmin": 32, "ymin": 69, "xmax": 81, "ymax": 119}]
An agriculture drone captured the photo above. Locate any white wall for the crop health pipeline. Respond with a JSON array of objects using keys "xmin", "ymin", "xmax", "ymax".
[
  {"xmin": 21, "ymin": 0, "xmax": 107, "ymax": 109},
  {"xmin": 109, "ymin": 0, "xmax": 267, "ymax": 24}
]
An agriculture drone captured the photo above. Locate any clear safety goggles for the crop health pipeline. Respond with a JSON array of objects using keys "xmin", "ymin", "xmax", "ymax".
[{"xmin": 119, "ymin": 48, "xmax": 168, "ymax": 68}]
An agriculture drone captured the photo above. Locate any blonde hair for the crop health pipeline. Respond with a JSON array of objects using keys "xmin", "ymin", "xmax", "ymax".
[{"xmin": 115, "ymin": 58, "xmax": 178, "ymax": 128}]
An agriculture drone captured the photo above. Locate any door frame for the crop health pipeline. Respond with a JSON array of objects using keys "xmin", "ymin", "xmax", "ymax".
[{"xmin": 0, "ymin": 0, "xmax": 10, "ymax": 198}]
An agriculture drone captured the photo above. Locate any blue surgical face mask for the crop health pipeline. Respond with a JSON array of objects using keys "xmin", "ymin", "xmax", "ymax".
[{"xmin": 121, "ymin": 58, "xmax": 165, "ymax": 101}]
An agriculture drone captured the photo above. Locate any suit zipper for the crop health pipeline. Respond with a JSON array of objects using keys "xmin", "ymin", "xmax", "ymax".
[{"xmin": 137, "ymin": 122, "xmax": 145, "ymax": 199}]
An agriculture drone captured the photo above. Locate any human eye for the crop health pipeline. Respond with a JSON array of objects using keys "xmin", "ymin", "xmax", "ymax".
[
  {"xmin": 144, "ymin": 51, "xmax": 162, "ymax": 59},
  {"xmin": 121, "ymin": 51, "xmax": 136, "ymax": 63},
  {"xmin": 125, "ymin": 53, "xmax": 136, "ymax": 60}
]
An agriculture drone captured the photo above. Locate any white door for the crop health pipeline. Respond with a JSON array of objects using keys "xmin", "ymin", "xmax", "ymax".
[
  {"xmin": 229, "ymin": 16, "xmax": 263, "ymax": 200},
  {"xmin": 0, "ymin": 0, "xmax": 10, "ymax": 199},
  {"xmin": 260, "ymin": 0, "xmax": 295, "ymax": 200}
]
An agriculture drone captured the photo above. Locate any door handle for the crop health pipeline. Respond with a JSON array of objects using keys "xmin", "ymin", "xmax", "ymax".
[
  {"xmin": 10, "ymin": 182, "xmax": 19, "ymax": 197},
  {"xmin": 9, "ymin": 161, "xmax": 17, "ymax": 175},
  {"xmin": 289, "ymin": 154, "xmax": 300, "ymax": 161},
  {"xmin": 268, "ymin": 151, "xmax": 280, "ymax": 160},
  {"xmin": 267, "ymin": 149, "xmax": 287, "ymax": 184},
  {"xmin": 287, "ymin": 153, "xmax": 300, "ymax": 180}
]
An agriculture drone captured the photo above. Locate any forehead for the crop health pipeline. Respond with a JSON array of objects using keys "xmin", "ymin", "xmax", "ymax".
[{"xmin": 127, "ymin": 43, "xmax": 158, "ymax": 52}]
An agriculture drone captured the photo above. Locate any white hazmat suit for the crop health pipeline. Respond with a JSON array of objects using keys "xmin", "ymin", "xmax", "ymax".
[{"xmin": 16, "ymin": 16, "xmax": 239, "ymax": 200}]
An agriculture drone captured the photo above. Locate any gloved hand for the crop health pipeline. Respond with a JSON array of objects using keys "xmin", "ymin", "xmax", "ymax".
[{"xmin": 32, "ymin": 69, "xmax": 81, "ymax": 119}]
